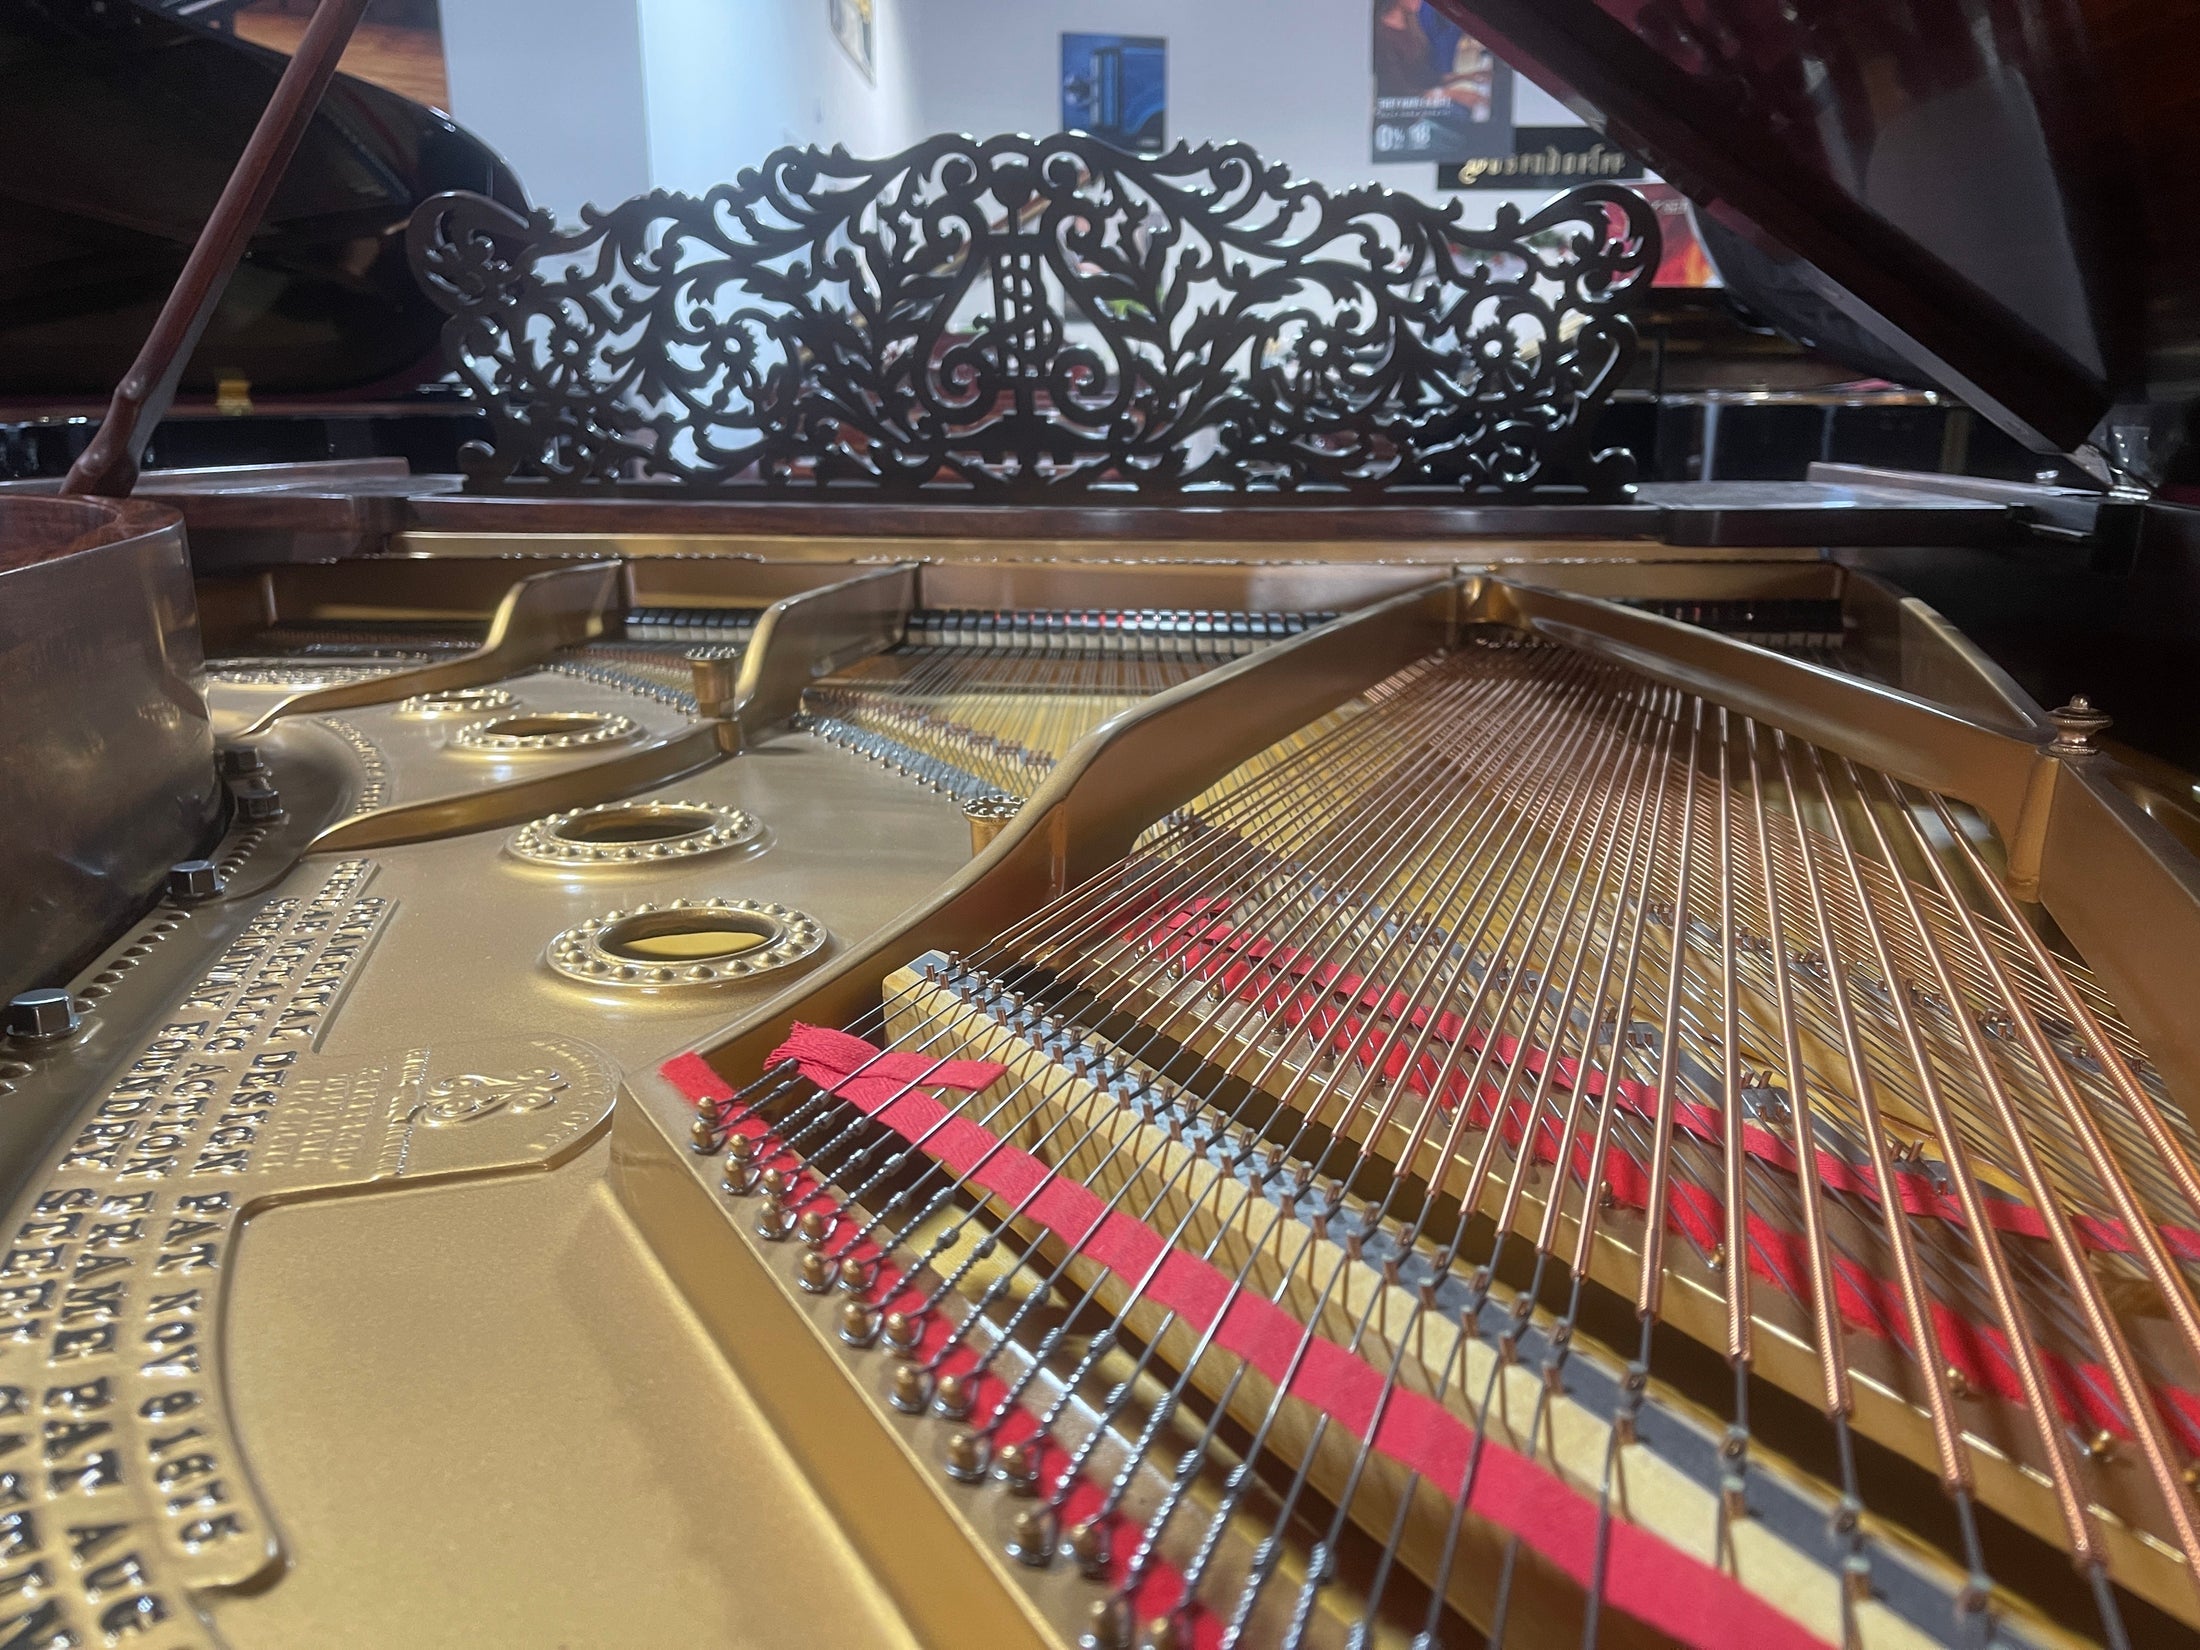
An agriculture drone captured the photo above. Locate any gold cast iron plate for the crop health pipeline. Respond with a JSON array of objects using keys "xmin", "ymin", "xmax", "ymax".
[{"xmin": 208, "ymin": 1138, "xmax": 916, "ymax": 1650}]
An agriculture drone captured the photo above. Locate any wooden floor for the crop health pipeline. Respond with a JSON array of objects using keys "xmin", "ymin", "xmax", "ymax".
[{"xmin": 235, "ymin": 16, "xmax": 449, "ymax": 113}]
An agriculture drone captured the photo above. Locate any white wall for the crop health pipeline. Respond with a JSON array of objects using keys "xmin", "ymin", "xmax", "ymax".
[
  {"xmin": 442, "ymin": 0, "xmax": 1601, "ymax": 228},
  {"xmin": 904, "ymin": 0, "xmax": 1584, "ymax": 225},
  {"xmin": 638, "ymin": 0, "xmax": 920, "ymax": 199},
  {"xmin": 440, "ymin": 0, "xmax": 653, "ymax": 222}
]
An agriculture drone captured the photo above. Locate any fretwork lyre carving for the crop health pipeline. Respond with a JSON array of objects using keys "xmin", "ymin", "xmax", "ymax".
[{"xmin": 407, "ymin": 133, "xmax": 1659, "ymax": 500}]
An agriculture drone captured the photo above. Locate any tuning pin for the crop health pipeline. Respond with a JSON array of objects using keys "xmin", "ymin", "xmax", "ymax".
[
  {"xmin": 689, "ymin": 1116, "xmax": 721, "ymax": 1154},
  {"xmin": 933, "ymin": 1372, "xmax": 974, "ymax": 1420},
  {"xmin": 838, "ymin": 1255, "xmax": 873, "ymax": 1292},
  {"xmin": 755, "ymin": 1197, "xmax": 792, "ymax": 1241},
  {"xmin": 797, "ymin": 1209, "xmax": 835, "ymax": 1246},
  {"xmin": 994, "ymin": 1438, "xmax": 1041, "ymax": 1495},
  {"xmin": 1085, "ymin": 1596, "xmax": 1133, "ymax": 1649},
  {"xmin": 1064, "ymin": 1516, "xmax": 1111, "ymax": 1577},
  {"xmin": 943, "ymin": 1430, "xmax": 989, "ymax": 1482},
  {"xmin": 840, "ymin": 1300, "xmax": 880, "ymax": 1347},
  {"xmin": 1007, "ymin": 1504, "xmax": 1058, "ymax": 1567},
  {"xmin": 883, "ymin": 1310, "xmax": 924, "ymax": 1354},
  {"xmin": 725, "ymin": 1133, "xmax": 756, "ymax": 1163},
  {"xmin": 889, "ymin": 1364, "xmax": 932, "ymax": 1414}
]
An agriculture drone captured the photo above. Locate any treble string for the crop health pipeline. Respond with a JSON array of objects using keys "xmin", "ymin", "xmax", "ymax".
[{"xmin": 700, "ymin": 633, "xmax": 2170, "ymax": 1649}]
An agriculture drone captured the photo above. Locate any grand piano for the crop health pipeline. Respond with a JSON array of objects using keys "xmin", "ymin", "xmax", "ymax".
[{"xmin": 3, "ymin": 2, "xmax": 2200, "ymax": 1647}]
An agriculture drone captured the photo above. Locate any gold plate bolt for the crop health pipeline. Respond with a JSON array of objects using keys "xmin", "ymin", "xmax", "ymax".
[
  {"xmin": 962, "ymin": 793, "xmax": 1025, "ymax": 856},
  {"xmin": 688, "ymin": 651, "xmax": 742, "ymax": 717},
  {"xmin": 2047, "ymin": 696, "xmax": 2112, "ymax": 756}
]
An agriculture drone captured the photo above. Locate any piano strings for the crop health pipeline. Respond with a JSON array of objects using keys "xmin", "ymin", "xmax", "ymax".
[
  {"xmin": 802, "ymin": 610, "xmax": 1324, "ymax": 800},
  {"xmin": 685, "ymin": 634, "xmax": 2200, "ymax": 1647}
]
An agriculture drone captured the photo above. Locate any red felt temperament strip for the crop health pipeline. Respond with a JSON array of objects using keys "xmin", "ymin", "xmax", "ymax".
[
  {"xmin": 1127, "ymin": 907, "xmax": 2200, "ymax": 1266},
  {"xmin": 664, "ymin": 1036, "xmax": 1835, "ymax": 1650},
  {"xmin": 1114, "ymin": 909, "xmax": 2200, "ymax": 1451}
]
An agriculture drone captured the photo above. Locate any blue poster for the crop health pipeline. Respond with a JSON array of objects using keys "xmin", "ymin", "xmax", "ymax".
[{"xmin": 1062, "ymin": 34, "xmax": 1166, "ymax": 156}]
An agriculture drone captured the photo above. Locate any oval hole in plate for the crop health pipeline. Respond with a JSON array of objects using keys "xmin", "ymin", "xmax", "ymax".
[
  {"xmin": 478, "ymin": 714, "xmax": 609, "ymax": 739},
  {"xmin": 596, "ymin": 909, "xmax": 781, "ymax": 963},
  {"xmin": 557, "ymin": 806, "xmax": 722, "ymax": 846}
]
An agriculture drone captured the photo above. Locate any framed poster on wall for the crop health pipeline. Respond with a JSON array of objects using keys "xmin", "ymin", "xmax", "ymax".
[
  {"xmin": 1062, "ymin": 34, "xmax": 1166, "ymax": 156},
  {"xmin": 831, "ymin": 0, "xmax": 876, "ymax": 83},
  {"xmin": 1371, "ymin": 2, "xmax": 1511, "ymax": 164}
]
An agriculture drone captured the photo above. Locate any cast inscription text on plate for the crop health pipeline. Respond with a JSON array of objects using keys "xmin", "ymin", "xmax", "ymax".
[{"xmin": 0, "ymin": 860, "xmax": 614, "ymax": 1647}]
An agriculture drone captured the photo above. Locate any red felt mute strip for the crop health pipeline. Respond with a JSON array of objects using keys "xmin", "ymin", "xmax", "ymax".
[
  {"xmin": 1129, "ymin": 905, "xmax": 2200, "ymax": 1266},
  {"xmin": 1120, "ymin": 908, "xmax": 2200, "ymax": 1452},
  {"xmin": 664, "ymin": 1035, "xmax": 1831, "ymax": 1650},
  {"xmin": 670, "ymin": 1038, "xmax": 1228, "ymax": 1646}
]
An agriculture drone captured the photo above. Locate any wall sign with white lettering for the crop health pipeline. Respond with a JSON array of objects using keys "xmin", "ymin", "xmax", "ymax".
[{"xmin": 1437, "ymin": 127, "xmax": 1646, "ymax": 190}]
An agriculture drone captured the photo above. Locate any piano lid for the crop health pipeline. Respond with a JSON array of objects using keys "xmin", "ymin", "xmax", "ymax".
[
  {"xmin": 0, "ymin": 0, "xmax": 526, "ymax": 401},
  {"xmin": 1433, "ymin": 0, "xmax": 2200, "ymax": 489}
]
